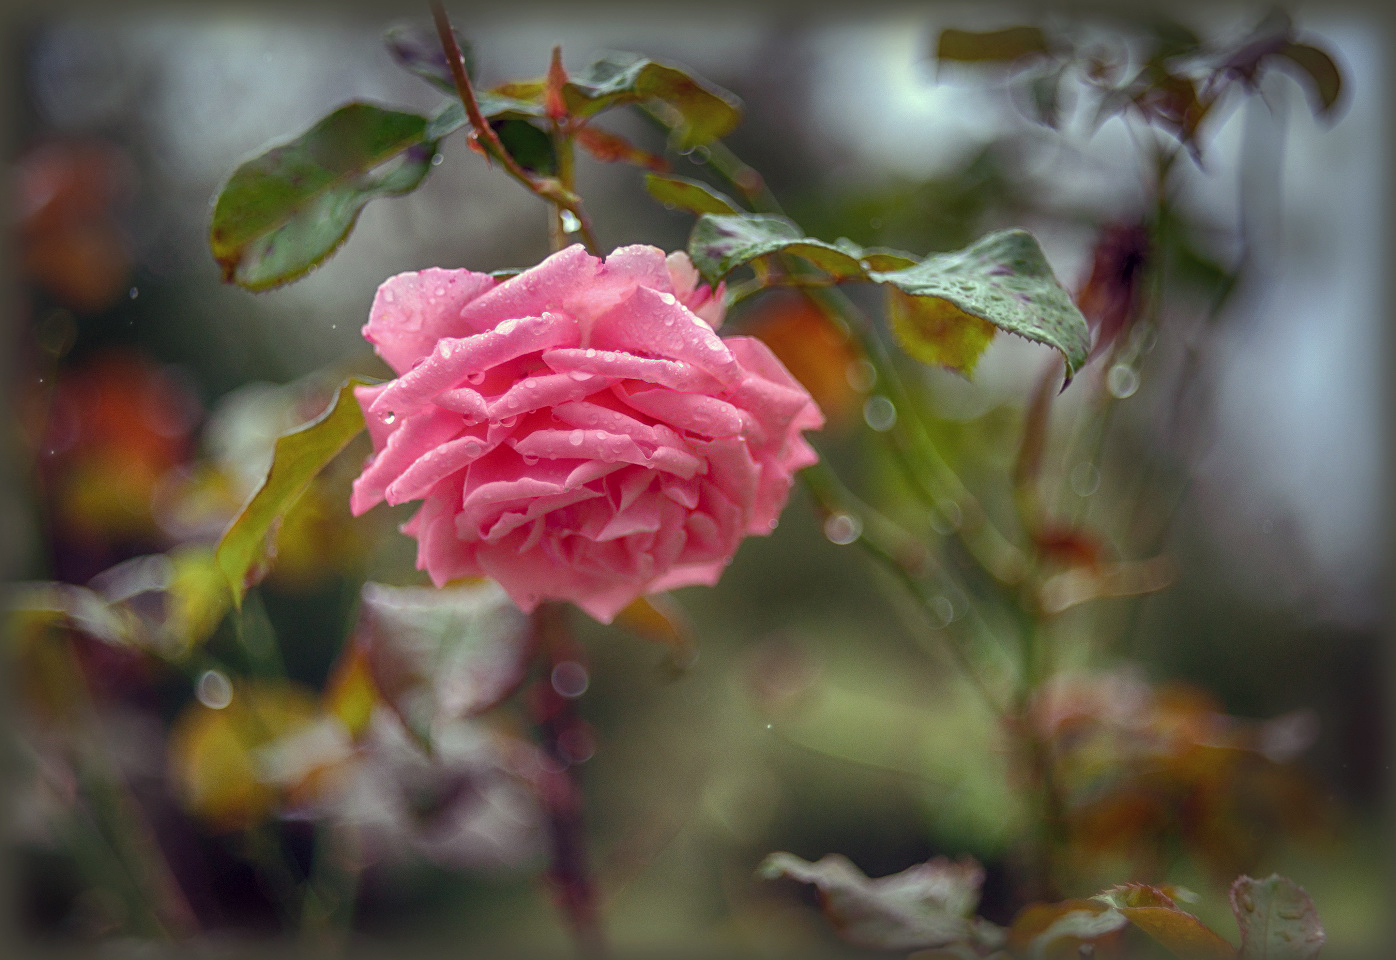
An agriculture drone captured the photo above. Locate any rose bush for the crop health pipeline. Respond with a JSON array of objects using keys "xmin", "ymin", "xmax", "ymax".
[{"xmin": 350, "ymin": 244, "xmax": 823, "ymax": 622}]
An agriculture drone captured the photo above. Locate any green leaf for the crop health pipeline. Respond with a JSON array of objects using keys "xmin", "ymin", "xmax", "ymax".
[
  {"xmin": 644, "ymin": 173, "xmax": 741, "ymax": 216},
  {"xmin": 356, "ymin": 581, "xmax": 532, "ymax": 742},
  {"xmin": 565, "ymin": 54, "xmax": 742, "ymax": 149},
  {"xmin": 490, "ymin": 117, "xmax": 556, "ymax": 175},
  {"xmin": 211, "ymin": 103, "xmax": 439, "ymax": 291},
  {"xmin": 1231, "ymin": 875, "xmax": 1325, "ymax": 960},
  {"xmin": 1276, "ymin": 42, "xmax": 1342, "ymax": 117},
  {"xmin": 871, "ymin": 230, "xmax": 1091, "ymax": 381},
  {"xmin": 688, "ymin": 213, "xmax": 868, "ymax": 283},
  {"xmin": 687, "ymin": 214, "xmax": 1090, "ymax": 382},
  {"xmin": 216, "ymin": 379, "xmax": 373, "ymax": 608},
  {"xmin": 936, "ymin": 26, "xmax": 1050, "ymax": 64},
  {"xmin": 384, "ymin": 21, "xmax": 474, "ymax": 93},
  {"xmin": 759, "ymin": 852, "xmax": 1000, "ymax": 952}
]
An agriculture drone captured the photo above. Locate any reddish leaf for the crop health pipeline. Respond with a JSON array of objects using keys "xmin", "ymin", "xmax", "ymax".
[
  {"xmin": 545, "ymin": 46, "xmax": 569, "ymax": 120},
  {"xmin": 1099, "ymin": 885, "xmax": 1237, "ymax": 960},
  {"xmin": 576, "ymin": 126, "xmax": 669, "ymax": 171}
]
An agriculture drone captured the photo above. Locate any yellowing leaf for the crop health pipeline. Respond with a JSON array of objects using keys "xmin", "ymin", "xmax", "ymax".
[
  {"xmin": 168, "ymin": 681, "xmax": 322, "ymax": 831},
  {"xmin": 324, "ymin": 643, "xmax": 379, "ymax": 739},
  {"xmin": 887, "ymin": 287, "xmax": 998, "ymax": 377}
]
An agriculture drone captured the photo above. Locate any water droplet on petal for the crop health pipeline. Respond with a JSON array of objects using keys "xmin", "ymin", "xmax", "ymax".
[
  {"xmin": 659, "ymin": 293, "xmax": 676, "ymax": 305},
  {"xmin": 382, "ymin": 412, "xmax": 397, "ymax": 425},
  {"xmin": 1106, "ymin": 363, "xmax": 1139, "ymax": 399},
  {"xmin": 522, "ymin": 454, "xmax": 538, "ymax": 465},
  {"xmin": 499, "ymin": 416, "xmax": 518, "ymax": 428},
  {"xmin": 863, "ymin": 395, "xmax": 897, "ymax": 432},
  {"xmin": 462, "ymin": 440, "xmax": 483, "ymax": 457},
  {"xmin": 196, "ymin": 670, "xmax": 232, "ymax": 709},
  {"xmin": 431, "ymin": 153, "xmax": 444, "ymax": 166},
  {"xmin": 568, "ymin": 370, "xmax": 592, "ymax": 382},
  {"xmin": 569, "ymin": 430, "xmax": 584, "ymax": 446},
  {"xmin": 466, "ymin": 371, "xmax": 485, "ymax": 384},
  {"xmin": 823, "ymin": 513, "xmax": 862, "ymax": 545},
  {"xmin": 584, "ymin": 348, "xmax": 596, "ymax": 359},
  {"xmin": 383, "ymin": 290, "xmax": 395, "ymax": 303},
  {"xmin": 559, "ymin": 210, "xmax": 581, "ymax": 233},
  {"xmin": 435, "ymin": 287, "xmax": 445, "ymax": 297}
]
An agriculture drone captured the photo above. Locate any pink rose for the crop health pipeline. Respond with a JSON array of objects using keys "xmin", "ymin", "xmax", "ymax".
[{"xmin": 351, "ymin": 244, "xmax": 823, "ymax": 623}]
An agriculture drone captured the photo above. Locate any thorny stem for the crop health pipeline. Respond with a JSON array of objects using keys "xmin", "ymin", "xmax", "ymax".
[
  {"xmin": 430, "ymin": 2, "xmax": 600, "ymax": 254},
  {"xmin": 530, "ymin": 603, "xmax": 605, "ymax": 958}
]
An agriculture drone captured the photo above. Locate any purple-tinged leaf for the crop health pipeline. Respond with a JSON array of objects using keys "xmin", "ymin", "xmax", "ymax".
[
  {"xmin": 759, "ymin": 852, "xmax": 1002, "ymax": 951},
  {"xmin": 385, "ymin": 21, "xmax": 475, "ymax": 93},
  {"xmin": 355, "ymin": 580, "xmax": 532, "ymax": 742},
  {"xmin": 211, "ymin": 104, "xmax": 440, "ymax": 290},
  {"xmin": 1232, "ymin": 875, "xmax": 1325, "ymax": 960}
]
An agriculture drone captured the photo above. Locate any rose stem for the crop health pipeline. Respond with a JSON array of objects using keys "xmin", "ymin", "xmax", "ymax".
[
  {"xmin": 530, "ymin": 602, "xmax": 606, "ymax": 958},
  {"xmin": 429, "ymin": 2, "xmax": 601, "ymax": 255}
]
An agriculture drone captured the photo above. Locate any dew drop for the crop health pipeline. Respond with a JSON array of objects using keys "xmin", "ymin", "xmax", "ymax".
[
  {"xmin": 862, "ymin": 395, "xmax": 897, "ymax": 432},
  {"xmin": 767, "ymin": 518, "xmax": 779, "ymax": 531},
  {"xmin": 823, "ymin": 513, "xmax": 862, "ymax": 545},
  {"xmin": 383, "ymin": 290, "xmax": 395, "ymax": 303},
  {"xmin": 568, "ymin": 370, "xmax": 592, "ymax": 382},
  {"xmin": 436, "ymin": 341, "xmax": 451, "ymax": 359},
  {"xmin": 584, "ymin": 348, "xmax": 597, "ymax": 359},
  {"xmin": 382, "ymin": 412, "xmax": 397, "ymax": 425},
  {"xmin": 522, "ymin": 378, "xmax": 536, "ymax": 390},
  {"xmin": 522, "ymin": 454, "xmax": 538, "ymax": 465},
  {"xmin": 569, "ymin": 429, "xmax": 584, "ymax": 446},
  {"xmin": 431, "ymin": 153, "xmax": 444, "ymax": 166},
  {"xmin": 127, "ymin": 287, "xmax": 139, "ymax": 299},
  {"xmin": 559, "ymin": 210, "xmax": 581, "ymax": 233},
  {"xmin": 931, "ymin": 595, "xmax": 956, "ymax": 626},
  {"xmin": 659, "ymin": 293, "xmax": 676, "ymax": 305},
  {"xmin": 551, "ymin": 660, "xmax": 589, "ymax": 698},
  {"xmin": 462, "ymin": 440, "xmax": 483, "ymax": 457},
  {"xmin": 196, "ymin": 670, "xmax": 232, "ymax": 709},
  {"xmin": 1069, "ymin": 462, "xmax": 1100, "ymax": 497},
  {"xmin": 466, "ymin": 371, "xmax": 485, "ymax": 384},
  {"xmin": 499, "ymin": 416, "xmax": 518, "ymax": 428},
  {"xmin": 1106, "ymin": 363, "xmax": 1139, "ymax": 399},
  {"xmin": 435, "ymin": 286, "xmax": 445, "ymax": 297}
]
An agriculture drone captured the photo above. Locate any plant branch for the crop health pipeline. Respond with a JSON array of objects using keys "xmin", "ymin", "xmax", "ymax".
[
  {"xmin": 430, "ymin": 3, "xmax": 600, "ymax": 254},
  {"xmin": 530, "ymin": 603, "xmax": 605, "ymax": 958}
]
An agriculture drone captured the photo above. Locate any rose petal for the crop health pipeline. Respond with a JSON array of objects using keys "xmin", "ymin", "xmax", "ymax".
[
  {"xmin": 460, "ymin": 245, "xmax": 598, "ymax": 328},
  {"xmin": 591, "ymin": 286, "xmax": 741, "ymax": 385},
  {"xmin": 371, "ymin": 313, "xmax": 577, "ymax": 417},
  {"xmin": 365, "ymin": 268, "xmax": 498, "ymax": 374}
]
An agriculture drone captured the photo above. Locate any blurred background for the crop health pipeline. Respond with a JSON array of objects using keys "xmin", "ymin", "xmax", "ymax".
[{"xmin": 3, "ymin": 4, "xmax": 1388, "ymax": 957}]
